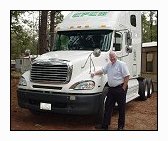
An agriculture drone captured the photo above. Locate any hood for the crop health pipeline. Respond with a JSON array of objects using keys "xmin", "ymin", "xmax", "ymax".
[
  {"xmin": 32, "ymin": 50, "xmax": 108, "ymax": 83},
  {"xmin": 34, "ymin": 51, "xmax": 93, "ymax": 64}
]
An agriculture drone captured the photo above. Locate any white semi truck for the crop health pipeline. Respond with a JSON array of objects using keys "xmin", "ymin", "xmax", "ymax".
[{"xmin": 17, "ymin": 11, "xmax": 154, "ymax": 122}]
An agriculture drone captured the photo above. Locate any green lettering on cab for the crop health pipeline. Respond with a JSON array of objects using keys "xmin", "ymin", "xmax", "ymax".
[{"xmin": 72, "ymin": 11, "xmax": 109, "ymax": 18}]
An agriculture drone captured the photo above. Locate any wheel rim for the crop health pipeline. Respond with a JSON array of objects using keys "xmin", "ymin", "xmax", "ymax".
[
  {"xmin": 145, "ymin": 84, "xmax": 148, "ymax": 97},
  {"xmin": 149, "ymin": 84, "xmax": 153, "ymax": 95},
  {"xmin": 104, "ymin": 96, "xmax": 107, "ymax": 104},
  {"xmin": 103, "ymin": 96, "xmax": 107, "ymax": 110}
]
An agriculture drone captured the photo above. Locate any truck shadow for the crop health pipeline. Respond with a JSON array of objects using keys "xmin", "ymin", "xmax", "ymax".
[{"xmin": 18, "ymin": 110, "xmax": 101, "ymax": 130}]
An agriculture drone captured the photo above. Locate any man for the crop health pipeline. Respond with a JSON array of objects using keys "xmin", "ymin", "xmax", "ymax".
[{"xmin": 91, "ymin": 51, "xmax": 130, "ymax": 130}]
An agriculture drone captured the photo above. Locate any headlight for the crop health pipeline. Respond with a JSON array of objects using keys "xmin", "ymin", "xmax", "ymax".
[
  {"xmin": 19, "ymin": 77, "xmax": 27, "ymax": 86},
  {"xmin": 70, "ymin": 80, "xmax": 95, "ymax": 90}
]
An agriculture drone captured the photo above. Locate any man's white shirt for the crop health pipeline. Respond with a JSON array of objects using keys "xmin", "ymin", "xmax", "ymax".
[{"xmin": 102, "ymin": 60, "xmax": 130, "ymax": 87}]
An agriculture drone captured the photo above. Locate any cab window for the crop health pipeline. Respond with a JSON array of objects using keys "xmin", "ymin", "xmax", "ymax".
[
  {"xmin": 130, "ymin": 15, "xmax": 136, "ymax": 27},
  {"xmin": 113, "ymin": 32, "xmax": 122, "ymax": 51}
]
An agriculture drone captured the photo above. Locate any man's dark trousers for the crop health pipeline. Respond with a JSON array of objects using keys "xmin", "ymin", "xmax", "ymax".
[{"xmin": 102, "ymin": 84, "xmax": 127, "ymax": 129}]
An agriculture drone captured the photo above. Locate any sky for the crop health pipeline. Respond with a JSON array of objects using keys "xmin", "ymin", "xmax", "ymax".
[
  {"xmin": 61, "ymin": 11, "xmax": 71, "ymax": 17},
  {"xmin": 19, "ymin": 11, "xmax": 71, "ymax": 32},
  {"xmin": 23, "ymin": 11, "xmax": 71, "ymax": 21}
]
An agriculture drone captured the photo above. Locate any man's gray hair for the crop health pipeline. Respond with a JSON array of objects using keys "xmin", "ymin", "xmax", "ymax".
[{"xmin": 109, "ymin": 51, "xmax": 117, "ymax": 57}]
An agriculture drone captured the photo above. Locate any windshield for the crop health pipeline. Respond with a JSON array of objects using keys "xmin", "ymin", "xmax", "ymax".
[{"xmin": 53, "ymin": 30, "xmax": 112, "ymax": 51}]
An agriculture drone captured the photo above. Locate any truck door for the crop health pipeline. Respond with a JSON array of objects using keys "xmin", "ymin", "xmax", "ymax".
[
  {"xmin": 112, "ymin": 31, "xmax": 130, "ymax": 60},
  {"xmin": 112, "ymin": 31, "xmax": 123, "ymax": 58},
  {"xmin": 112, "ymin": 30, "xmax": 137, "ymax": 78}
]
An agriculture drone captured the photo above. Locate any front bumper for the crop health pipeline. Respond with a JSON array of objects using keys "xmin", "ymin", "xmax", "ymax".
[{"xmin": 17, "ymin": 89, "xmax": 102, "ymax": 115}]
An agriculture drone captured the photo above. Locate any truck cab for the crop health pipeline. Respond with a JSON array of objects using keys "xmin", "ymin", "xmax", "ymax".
[{"xmin": 17, "ymin": 11, "xmax": 153, "ymax": 122}]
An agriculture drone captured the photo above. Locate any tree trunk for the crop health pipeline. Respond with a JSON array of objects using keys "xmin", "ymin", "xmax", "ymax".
[
  {"xmin": 149, "ymin": 11, "xmax": 154, "ymax": 42},
  {"xmin": 50, "ymin": 11, "xmax": 56, "ymax": 51},
  {"xmin": 39, "ymin": 10, "xmax": 48, "ymax": 55}
]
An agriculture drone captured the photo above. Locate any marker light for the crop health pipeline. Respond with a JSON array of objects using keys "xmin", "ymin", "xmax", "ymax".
[{"xmin": 101, "ymin": 24, "xmax": 106, "ymax": 28}]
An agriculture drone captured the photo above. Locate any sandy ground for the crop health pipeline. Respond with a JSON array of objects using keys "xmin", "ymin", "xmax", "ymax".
[{"xmin": 11, "ymin": 78, "xmax": 157, "ymax": 130}]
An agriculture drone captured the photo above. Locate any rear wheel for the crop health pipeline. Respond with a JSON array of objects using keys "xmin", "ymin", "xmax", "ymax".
[
  {"xmin": 147, "ymin": 78, "xmax": 154, "ymax": 98},
  {"xmin": 138, "ymin": 78, "xmax": 148, "ymax": 101}
]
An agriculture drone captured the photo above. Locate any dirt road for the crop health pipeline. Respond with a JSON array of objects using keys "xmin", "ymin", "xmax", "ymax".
[{"xmin": 11, "ymin": 78, "xmax": 157, "ymax": 130}]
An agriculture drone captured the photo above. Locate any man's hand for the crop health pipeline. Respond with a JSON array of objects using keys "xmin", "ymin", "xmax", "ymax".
[
  {"xmin": 90, "ymin": 70, "xmax": 103, "ymax": 78},
  {"xmin": 90, "ymin": 72, "xmax": 95, "ymax": 78},
  {"xmin": 122, "ymin": 75, "xmax": 129, "ymax": 91}
]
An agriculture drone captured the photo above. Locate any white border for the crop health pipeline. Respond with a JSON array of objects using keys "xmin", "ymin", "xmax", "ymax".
[{"xmin": 0, "ymin": 0, "xmax": 166, "ymax": 141}]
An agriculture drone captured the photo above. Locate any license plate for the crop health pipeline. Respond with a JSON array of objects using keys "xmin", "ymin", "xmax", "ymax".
[{"xmin": 40, "ymin": 102, "xmax": 51, "ymax": 111}]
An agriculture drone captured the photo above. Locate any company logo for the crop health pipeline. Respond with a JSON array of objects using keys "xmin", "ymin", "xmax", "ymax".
[
  {"xmin": 72, "ymin": 11, "xmax": 109, "ymax": 18},
  {"xmin": 35, "ymin": 60, "xmax": 51, "ymax": 65}
]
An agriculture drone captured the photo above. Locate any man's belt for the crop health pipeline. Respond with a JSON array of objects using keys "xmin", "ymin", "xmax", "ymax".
[{"xmin": 110, "ymin": 83, "xmax": 124, "ymax": 88}]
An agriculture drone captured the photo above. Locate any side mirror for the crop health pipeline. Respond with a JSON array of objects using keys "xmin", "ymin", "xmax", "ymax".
[
  {"xmin": 127, "ymin": 32, "xmax": 132, "ymax": 46},
  {"xmin": 93, "ymin": 48, "xmax": 101, "ymax": 57}
]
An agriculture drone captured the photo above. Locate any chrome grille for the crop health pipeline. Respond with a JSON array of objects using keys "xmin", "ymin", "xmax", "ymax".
[{"xmin": 31, "ymin": 61, "xmax": 72, "ymax": 84}]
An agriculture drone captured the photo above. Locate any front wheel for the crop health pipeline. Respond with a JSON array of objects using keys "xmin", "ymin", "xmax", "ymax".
[{"xmin": 96, "ymin": 87, "xmax": 108, "ymax": 124}]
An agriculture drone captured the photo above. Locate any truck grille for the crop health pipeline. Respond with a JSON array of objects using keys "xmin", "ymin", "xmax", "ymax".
[{"xmin": 31, "ymin": 61, "xmax": 72, "ymax": 84}]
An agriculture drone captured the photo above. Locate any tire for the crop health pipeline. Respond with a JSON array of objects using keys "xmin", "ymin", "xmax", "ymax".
[
  {"xmin": 147, "ymin": 79, "xmax": 154, "ymax": 98},
  {"xmin": 96, "ymin": 87, "xmax": 108, "ymax": 124},
  {"xmin": 138, "ymin": 78, "xmax": 148, "ymax": 101}
]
